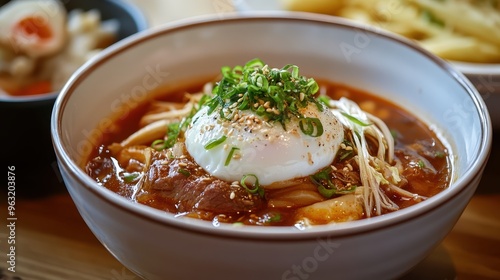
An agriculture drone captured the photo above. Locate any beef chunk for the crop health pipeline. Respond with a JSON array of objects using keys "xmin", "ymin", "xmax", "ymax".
[{"xmin": 144, "ymin": 152, "xmax": 264, "ymax": 214}]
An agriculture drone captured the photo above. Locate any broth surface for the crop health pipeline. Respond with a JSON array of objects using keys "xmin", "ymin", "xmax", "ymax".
[{"xmin": 85, "ymin": 78, "xmax": 450, "ymax": 226}]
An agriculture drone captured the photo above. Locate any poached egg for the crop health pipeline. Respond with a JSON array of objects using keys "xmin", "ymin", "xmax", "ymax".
[
  {"xmin": 185, "ymin": 101, "xmax": 344, "ymax": 186},
  {"xmin": 0, "ymin": 0, "xmax": 66, "ymax": 58}
]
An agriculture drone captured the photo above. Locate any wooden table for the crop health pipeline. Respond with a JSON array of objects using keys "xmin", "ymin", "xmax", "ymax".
[
  {"xmin": 1, "ymin": 130, "xmax": 499, "ymax": 280},
  {"xmin": 1, "ymin": 2, "xmax": 499, "ymax": 279}
]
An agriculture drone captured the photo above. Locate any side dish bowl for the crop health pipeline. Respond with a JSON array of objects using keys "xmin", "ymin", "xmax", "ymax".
[
  {"xmin": 0, "ymin": 0, "xmax": 147, "ymax": 197},
  {"xmin": 51, "ymin": 13, "xmax": 491, "ymax": 280}
]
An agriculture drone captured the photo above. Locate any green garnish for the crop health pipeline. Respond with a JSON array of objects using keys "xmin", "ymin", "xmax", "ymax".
[
  {"xmin": 435, "ymin": 151, "xmax": 445, "ymax": 158},
  {"xmin": 225, "ymin": 147, "xmax": 240, "ymax": 166},
  {"xmin": 123, "ymin": 172, "xmax": 140, "ymax": 183},
  {"xmin": 151, "ymin": 94, "xmax": 209, "ymax": 151},
  {"xmin": 151, "ymin": 139, "xmax": 168, "ymax": 151},
  {"xmin": 266, "ymin": 212, "xmax": 282, "ymax": 223},
  {"xmin": 341, "ymin": 112, "xmax": 371, "ymax": 127},
  {"xmin": 318, "ymin": 95, "xmax": 332, "ymax": 106},
  {"xmin": 338, "ymin": 139, "xmax": 355, "ymax": 161},
  {"xmin": 299, "ymin": 117, "xmax": 324, "ymax": 137},
  {"xmin": 240, "ymin": 174, "xmax": 265, "ymax": 197},
  {"xmin": 310, "ymin": 167, "xmax": 356, "ymax": 198},
  {"xmin": 205, "ymin": 58, "xmax": 324, "ymax": 136},
  {"xmin": 178, "ymin": 168, "xmax": 191, "ymax": 177},
  {"xmin": 204, "ymin": 135, "xmax": 227, "ymax": 150}
]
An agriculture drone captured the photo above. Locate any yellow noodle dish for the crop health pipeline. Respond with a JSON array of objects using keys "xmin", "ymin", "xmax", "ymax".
[{"xmin": 281, "ymin": 0, "xmax": 500, "ymax": 63}]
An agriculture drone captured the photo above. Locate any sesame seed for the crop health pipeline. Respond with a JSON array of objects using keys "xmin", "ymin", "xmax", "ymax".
[
  {"xmin": 230, "ymin": 192, "xmax": 235, "ymax": 199},
  {"xmin": 347, "ymin": 163, "xmax": 353, "ymax": 171},
  {"xmin": 243, "ymin": 200, "xmax": 254, "ymax": 206}
]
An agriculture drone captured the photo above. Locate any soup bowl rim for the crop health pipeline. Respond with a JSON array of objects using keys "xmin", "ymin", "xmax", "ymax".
[{"xmin": 51, "ymin": 12, "xmax": 492, "ymax": 240}]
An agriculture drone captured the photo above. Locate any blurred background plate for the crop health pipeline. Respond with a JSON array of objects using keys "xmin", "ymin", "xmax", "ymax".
[
  {"xmin": 233, "ymin": 0, "xmax": 500, "ymax": 129},
  {"xmin": 0, "ymin": 0, "xmax": 148, "ymax": 197}
]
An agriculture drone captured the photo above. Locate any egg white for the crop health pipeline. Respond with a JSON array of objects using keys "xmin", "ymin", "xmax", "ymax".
[
  {"xmin": 184, "ymin": 102, "xmax": 344, "ymax": 186},
  {"xmin": 0, "ymin": 0, "xmax": 67, "ymax": 57}
]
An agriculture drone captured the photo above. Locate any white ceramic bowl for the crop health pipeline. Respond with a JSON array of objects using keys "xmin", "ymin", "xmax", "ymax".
[{"xmin": 51, "ymin": 13, "xmax": 491, "ymax": 280}]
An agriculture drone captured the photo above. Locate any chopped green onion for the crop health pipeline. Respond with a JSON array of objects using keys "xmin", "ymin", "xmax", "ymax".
[
  {"xmin": 240, "ymin": 174, "xmax": 265, "ymax": 197},
  {"xmin": 178, "ymin": 168, "xmax": 190, "ymax": 177},
  {"xmin": 151, "ymin": 139, "xmax": 169, "ymax": 151},
  {"xmin": 317, "ymin": 184, "xmax": 339, "ymax": 198},
  {"xmin": 266, "ymin": 212, "xmax": 281, "ymax": 223},
  {"xmin": 123, "ymin": 172, "xmax": 140, "ymax": 183},
  {"xmin": 339, "ymin": 150, "xmax": 354, "ymax": 161},
  {"xmin": 205, "ymin": 58, "xmax": 322, "ymax": 135},
  {"xmin": 318, "ymin": 95, "xmax": 331, "ymax": 106},
  {"xmin": 435, "ymin": 151, "xmax": 446, "ymax": 158},
  {"xmin": 341, "ymin": 112, "xmax": 371, "ymax": 127},
  {"xmin": 310, "ymin": 167, "xmax": 356, "ymax": 198},
  {"xmin": 225, "ymin": 147, "xmax": 240, "ymax": 166},
  {"xmin": 152, "ymin": 121, "xmax": 184, "ymax": 151},
  {"xmin": 299, "ymin": 117, "xmax": 324, "ymax": 137},
  {"xmin": 204, "ymin": 135, "xmax": 227, "ymax": 150},
  {"xmin": 151, "ymin": 94, "xmax": 209, "ymax": 150},
  {"xmin": 338, "ymin": 139, "xmax": 355, "ymax": 161}
]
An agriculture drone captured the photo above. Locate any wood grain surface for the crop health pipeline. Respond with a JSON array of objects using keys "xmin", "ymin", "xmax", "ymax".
[
  {"xmin": 1, "ymin": 2, "xmax": 499, "ymax": 279},
  {"xmin": 0, "ymin": 131, "xmax": 498, "ymax": 280}
]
